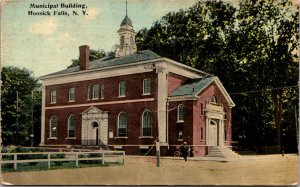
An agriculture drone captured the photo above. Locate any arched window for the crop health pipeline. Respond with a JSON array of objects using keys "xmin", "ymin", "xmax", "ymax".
[
  {"xmin": 177, "ymin": 104, "xmax": 184, "ymax": 122},
  {"xmin": 50, "ymin": 116, "xmax": 57, "ymax": 138},
  {"xmin": 68, "ymin": 115, "xmax": 76, "ymax": 138},
  {"xmin": 130, "ymin": 36, "xmax": 134, "ymax": 45},
  {"xmin": 142, "ymin": 110, "xmax": 152, "ymax": 136},
  {"xmin": 118, "ymin": 112, "xmax": 127, "ymax": 137},
  {"xmin": 211, "ymin": 95, "xmax": 217, "ymax": 103},
  {"xmin": 120, "ymin": 36, "xmax": 125, "ymax": 45}
]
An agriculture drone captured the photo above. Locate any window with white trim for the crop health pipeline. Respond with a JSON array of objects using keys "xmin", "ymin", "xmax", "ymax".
[
  {"xmin": 211, "ymin": 95, "xmax": 217, "ymax": 103},
  {"xmin": 177, "ymin": 104, "xmax": 184, "ymax": 122},
  {"xmin": 142, "ymin": 110, "xmax": 152, "ymax": 136},
  {"xmin": 100, "ymin": 84, "xmax": 104, "ymax": 99},
  {"xmin": 68, "ymin": 115, "xmax": 76, "ymax": 138},
  {"xmin": 118, "ymin": 112, "xmax": 127, "ymax": 137},
  {"xmin": 93, "ymin": 84, "xmax": 99, "ymax": 99},
  {"xmin": 69, "ymin": 87, "xmax": 75, "ymax": 101},
  {"xmin": 87, "ymin": 86, "xmax": 91, "ymax": 100},
  {"xmin": 143, "ymin": 78, "xmax": 150, "ymax": 95},
  {"xmin": 50, "ymin": 116, "xmax": 57, "ymax": 138},
  {"xmin": 200, "ymin": 127, "xmax": 204, "ymax": 141},
  {"xmin": 119, "ymin": 81, "xmax": 126, "ymax": 97},
  {"xmin": 178, "ymin": 131, "xmax": 183, "ymax": 140},
  {"xmin": 50, "ymin": 90, "xmax": 56, "ymax": 103}
]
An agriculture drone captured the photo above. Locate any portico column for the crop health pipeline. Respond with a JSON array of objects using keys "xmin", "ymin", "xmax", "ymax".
[
  {"xmin": 206, "ymin": 117, "xmax": 210, "ymax": 146},
  {"xmin": 39, "ymin": 85, "xmax": 45, "ymax": 146}
]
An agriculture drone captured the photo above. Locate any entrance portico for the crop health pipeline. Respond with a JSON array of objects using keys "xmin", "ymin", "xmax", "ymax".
[
  {"xmin": 81, "ymin": 106, "xmax": 108, "ymax": 146},
  {"xmin": 205, "ymin": 103, "xmax": 225, "ymax": 147}
]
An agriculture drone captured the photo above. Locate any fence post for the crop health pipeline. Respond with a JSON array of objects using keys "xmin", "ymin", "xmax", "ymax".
[
  {"xmin": 75, "ymin": 152, "xmax": 79, "ymax": 167},
  {"xmin": 102, "ymin": 152, "xmax": 105, "ymax": 165},
  {"xmin": 48, "ymin": 153, "xmax": 51, "ymax": 169},
  {"xmin": 14, "ymin": 154, "xmax": 17, "ymax": 171},
  {"xmin": 122, "ymin": 151, "xmax": 125, "ymax": 165}
]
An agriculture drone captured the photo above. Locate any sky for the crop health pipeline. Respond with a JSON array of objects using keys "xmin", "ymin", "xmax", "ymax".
[{"xmin": 1, "ymin": 0, "xmax": 202, "ymax": 77}]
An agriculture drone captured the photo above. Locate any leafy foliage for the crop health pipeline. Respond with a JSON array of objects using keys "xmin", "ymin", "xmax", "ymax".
[
  {"xmin": 136, "ymin": 0, "xmax": 299, "ymax": 151},
  {"xmin": 1, "ymin": 66, "xmax": 41, "ymax": 146}
]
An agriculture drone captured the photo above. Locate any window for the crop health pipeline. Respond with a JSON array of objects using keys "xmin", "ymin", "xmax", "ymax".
[
  {"xmin": 224, "ymin": 108, "xmax": 227, "ymax": 119},
  {"xmin": 177, "ymin": 104, "xmax": 184, "ymax": 122},
  {"xmin": 143, "ymin": 78, "xmax": 150, "ymax": 95},
  {"xmin": 50, "ymin": 116, "xmax": 57, "ymax": 138},
  {"xmin": 119, "ymin": 81, "xmax": 126, "ymax": 97},
  {"xmin": 120, "ymin": 36, "xmax": 125, "ymax": 45},
  {"xmin": 68, "ymin": 115, "xmax": 76, "ymax": 138},
  {"xmin": 100, "ymin": 84, "xmax": 104, "ymax": 99},
  {"xmin": 50, "ymin": 90, "xmax": 56, "ymax": 103},
  {"xmin": 200, "ymin": 128, "xmax": 204, "ymax": 141},
  {"xmin": 142, "ymin": 110, "xmax": 152, "ymax": 136},
  {"xmin": 69, "ymin": 87, "xmax": 75, "ymax": 101},
  {"xmin": 130, "ymin": 36, "xmax": 134, "ymax": 45},
  {"xmin": 93, "ymin": 84, "xmax": 99, "ymax": 99},
  {"xmin": 118, "ymin": 112, "xmax": 127, "ymax": 137},
  {"xmin": 200, "ymin": 103, "xmax": 204, "ymax": 115},
  {"xmin": 178, "ymin": 131, "xmax": 183, "ymax": 140},
  {"xmin": 87, "ymin": 86, "xmax": 91, "ymax": 100},
  {"xmin": 211, "ymin": 95, "xmax": 217, "ymax": 103}
]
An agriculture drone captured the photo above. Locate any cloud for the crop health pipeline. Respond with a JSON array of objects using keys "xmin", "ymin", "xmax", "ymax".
[
  {"xmin": 86, "ymin": 8, "xmax": 98, "ymax": 20},
  {"xmin": 28, "ymin": 17, "xmax": 57, "ymax": 35},
  {"xmin": 57, "ymin": 32, "xmax": 70, "ymax": 43}
]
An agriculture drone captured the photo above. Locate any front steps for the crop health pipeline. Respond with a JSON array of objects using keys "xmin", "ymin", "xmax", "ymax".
[{"xmin": 206, "ymin": 146, "xmax": 240, "ymax": 158}]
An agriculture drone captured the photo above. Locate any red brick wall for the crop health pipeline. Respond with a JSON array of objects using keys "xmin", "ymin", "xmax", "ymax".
[
  {"xmin": 45, "ymin": 101, "xmax": 157, "ymax": 146},
  {"xmin": 45, "ymin": 71, "xmax": 157, "ymax": 107},
  {"xmin": 167, "ymin": 72, "xmax": 189, "ymax": 95}
]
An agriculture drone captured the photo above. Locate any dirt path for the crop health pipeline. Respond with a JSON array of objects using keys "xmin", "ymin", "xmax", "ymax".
[{"xmin": 1, "ymin": 154, "xmax": 298, "ymax": 185}]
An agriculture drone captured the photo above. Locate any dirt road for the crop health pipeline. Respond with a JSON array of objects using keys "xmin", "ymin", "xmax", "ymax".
[{"xmin": 1, "ymin": 154, "xmax": 298, "ymax": 185}]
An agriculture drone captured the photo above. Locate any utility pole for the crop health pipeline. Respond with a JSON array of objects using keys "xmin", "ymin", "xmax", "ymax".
[
  {"xmin": 295, "ymin": 106, "xmax": 299, "ymax": 154},
  {"xmin": 31, "ymin": 90, "xmax": 34, "ymax": 147},
  {"xmin": 16, "ymin": 91, "xmax": 18, "ymax": 145}
]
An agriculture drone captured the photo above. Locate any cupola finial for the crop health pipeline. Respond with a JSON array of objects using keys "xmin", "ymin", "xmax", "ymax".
[{"xmin": 126, "ymin": 1, "xmax": 128, "ymax": 16}]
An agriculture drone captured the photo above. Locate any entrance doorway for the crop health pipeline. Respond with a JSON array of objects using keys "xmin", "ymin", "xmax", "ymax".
[
  {"xmin": 91, "ymin": 121, "xmax": 99, "ymax": 145},
  {"xmin": 209, "ymin": 119, "xmax": 219, "ymax": 146}
]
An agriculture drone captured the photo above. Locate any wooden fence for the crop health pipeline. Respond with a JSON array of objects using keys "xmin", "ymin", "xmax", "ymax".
[{"xmin": 1, "ymin": 150, "xmax": 125, "ymax": 171}]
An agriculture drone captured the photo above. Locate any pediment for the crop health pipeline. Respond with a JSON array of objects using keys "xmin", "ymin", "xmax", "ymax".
[{"xmin": 81, "ymin": 106, "xmax": 108, "ymax": 114}]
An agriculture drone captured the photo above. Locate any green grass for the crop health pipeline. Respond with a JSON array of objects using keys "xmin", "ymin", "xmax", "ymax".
[{"xmin": 1, "ymin": 160, "xmax": 123, "ymax": 172}]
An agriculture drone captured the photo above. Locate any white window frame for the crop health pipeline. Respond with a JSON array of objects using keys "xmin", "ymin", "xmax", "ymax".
[
  {"xmin": 67, "ymin": 115, "xmax": 76, "ymax": 138},
  {"xmin": 92, "ymin": 84, "xmax": 99, "ymax": 99},
  {"xmin": 100, "ymin": 84, "xmax": 104, "ymax": 99},
  {"xmin": 119, "ymin": 81, "xmax": 126, "ymax": 97},
  {"xmin": 68, "ymin": 87, "xmax": 75, "ymax": 102},
  {"xmin": 50, "ymin": 90, "xmax": 56, "ymax": 104},
  {"xmin": 50, "ymin": 116, "xmax": 57, "ymax": 138},
  {"xmin": 87, "ymin": 85, "xmax": 91, "ymax": 100},
  {"xmin": 118, "ymin": 112, "xmax": 127, "ymax": 137},
  {"xmin": 178, "ymin": 131, "xmax": 183, "ymax": 141},
  {"xmin": 141, "ymin": 110, "xmax": 152, "ymax": 137},
  {"xmin": 177, "ymin": 104, "xmax": 184, "ymax": 122},
  {"xmin": 143, "ymin": 78, "xmax": 151, "ymax": 95},
  {"xmin": 211, "ymin": 95, "xmax": 217, "ymax": 103}
]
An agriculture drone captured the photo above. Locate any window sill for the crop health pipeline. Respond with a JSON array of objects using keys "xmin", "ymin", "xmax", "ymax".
[
  {"xmin": 176, "ymin": 120, "xmax": 184, "ymax": 123},
  {"xmin": 200, "ymin": 140, "xmax": 204, "ymax": 142},
  {"xmin": 68, "ymin": 100, "xmax": 75, "ymax": 103},
  {"xmin": 114, "ymin": 137, "xmax": 128, "ymax": 139},
  {"xmin": 118, "ymin": 95, "xmax": 126, "ymax": 98},
  {"xmin": 66, "ymin": 137, "xmax": 76, "ymax": 139},
  {"xmin": 100, "ymin": 97, "xmax": 104, "ymax": 100},
  {"xmin": 47, "ymin": 138, "xmax": 57, "ymax": 140},
  {"xmin": 139, "ymin": 136, "xmax": 153, "ymax": 139},
  {"xmin": 142, "ymin": 93, "xmax": 150, "ymax": 96},
  {"xmin": 91, "ymin": 98, "xmax": 99, "ymax": 100},
  {"xmin": 177, "ymin": 139, "xmax": 183, "ymax": 141},
  {"xmin": 50, "ymin": 102, "xmax": 56, "ymax": 104}
]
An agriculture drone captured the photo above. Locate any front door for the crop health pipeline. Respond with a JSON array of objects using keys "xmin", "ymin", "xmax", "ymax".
[{"xmin": 209, "ymin": 119, "xmax": 219, "ymax": 146}]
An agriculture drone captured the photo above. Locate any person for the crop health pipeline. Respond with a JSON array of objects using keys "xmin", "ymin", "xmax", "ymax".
[{"xmin": 180, "ymin": 142, "xmax": 189, "ymax": 162}]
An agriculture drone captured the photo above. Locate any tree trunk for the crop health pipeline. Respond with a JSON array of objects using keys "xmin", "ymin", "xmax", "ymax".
[{"xmin": 272, "ymin": 91, "xmax": 283, "ymax": 149}]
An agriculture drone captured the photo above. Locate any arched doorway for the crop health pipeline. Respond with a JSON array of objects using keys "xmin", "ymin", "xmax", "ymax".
[
  {"xmin": 209, "ymin": 119, "xmax": 219, "ymax": 146},
  {"xmin": 91, "ymin": 121, "xmax": 100, "ymax": 145}
]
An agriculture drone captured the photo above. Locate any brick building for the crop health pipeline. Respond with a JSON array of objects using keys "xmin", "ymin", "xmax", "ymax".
[{"xmin": 39, "ymin": 11, "xmax": 235, "ymax": 156}]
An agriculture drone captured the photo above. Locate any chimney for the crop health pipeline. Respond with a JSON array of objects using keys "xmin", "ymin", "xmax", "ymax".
[{"xmin": 79, "ymin": 45, "xmax": 90, "ymax": 70}]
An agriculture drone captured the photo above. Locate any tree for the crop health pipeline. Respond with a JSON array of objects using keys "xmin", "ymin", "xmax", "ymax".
[
  {"xmin": 68, "ymin": 49, "xmax": 114, "ymax": 68},
  {"xmin": 1, "ymin": 66, "xmax": 41, "ymax": 146},
  {"xmin": 136, "ymin": 0, "xmax": 299, "ymax": 151}
]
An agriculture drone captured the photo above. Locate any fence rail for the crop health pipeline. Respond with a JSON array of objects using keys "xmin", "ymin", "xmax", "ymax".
[{"xmin": 1, "ymin": 150, "xmax": 125, "ymax": 171}]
